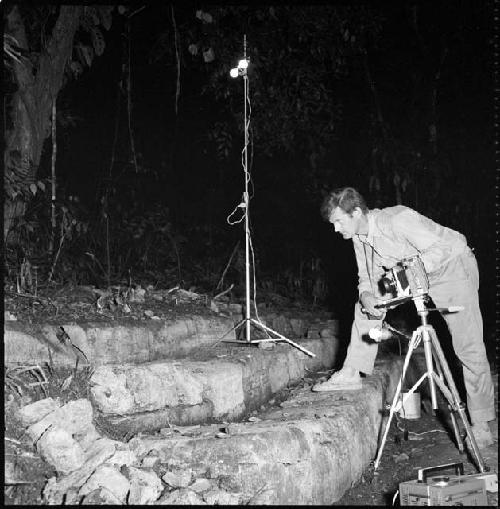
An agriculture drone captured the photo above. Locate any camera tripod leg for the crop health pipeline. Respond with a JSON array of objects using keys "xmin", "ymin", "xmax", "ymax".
[
  {"xmin": 422, "ymin": 327, "xmax": 438, "ymax": 412},
  {"xmin": 427, "ymin": 344, "xmax": 465, "ymax": 453},
  {"xmin": 428, "ymin": 347, "xmax": 465, "ymax": 453},
  {"xmin": 427, "ymin": 327, "xmax": 489, "ymax": 473},
  {"xmin": 374, "ymin": 331, "xmax": 422, "ymax": 470}
]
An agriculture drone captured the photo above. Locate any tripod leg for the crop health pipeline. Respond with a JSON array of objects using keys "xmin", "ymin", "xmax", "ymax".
[
  {"xmin": 428, "ymin": 328, "xmax": 489, "ymax": 473},
  {"xmin": 430, "ymin": 348, "xmax": 464, "ymax": 453},
  {"xmin": 422, "ymin": 327, "xmax": 438, "ymax": 412},
  {"xmin": 374, "ymin": 331, "xmax": 421, "ymax": 470}
]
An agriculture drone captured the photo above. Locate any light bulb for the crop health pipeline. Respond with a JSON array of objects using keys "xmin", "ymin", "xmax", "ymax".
[
  {"xmin": 238, "ymin": 59, "xmax": 249, "ymax": 69},
  {"xmin": 230, "ymin": 67, "xmax": 239, "ymax": 78}
]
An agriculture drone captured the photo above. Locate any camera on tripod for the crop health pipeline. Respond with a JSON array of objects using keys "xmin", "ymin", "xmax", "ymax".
[{"xmin": 378, "ymin": 255, "xmax": 429, "ymax": 303}]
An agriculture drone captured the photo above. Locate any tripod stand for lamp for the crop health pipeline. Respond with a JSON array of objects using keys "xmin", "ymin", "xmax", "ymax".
[
  {"xmin": 218, "ymin": 36, "xmax": 315, "ymax": 359},
  {"xmin": 371, "ymin": 294, "xmax": 488, "ymax": 473}
]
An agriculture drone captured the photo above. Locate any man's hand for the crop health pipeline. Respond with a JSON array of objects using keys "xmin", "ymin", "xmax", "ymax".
[{"xmin": 360, "ymin": 291, "xmax": 384, "ymax": 318}]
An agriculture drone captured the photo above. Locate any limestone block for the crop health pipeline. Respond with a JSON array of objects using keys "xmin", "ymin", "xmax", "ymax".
[
  {"xmin": 59, "ymin": 399, "xmax": 95, "ymax": 435},
  {"xmin": 228, "ymin": 303, "xmax": 243, "ymax": 314},
  {"xmin": 36, "ymin": 427, "xmax": 85, "ymax": 474},
  {"xmin": 126, "ymin": 466, "xmax": 163, "ymax": 505},
  {"xmin": 190, "ymin": 361, "xmax": 245, "ymax": 417},
  {"xmin": 141, "ymin": 454, "xmax": 160, "ymax": 469},
  {"xmin": 320, "ymin": 319, "xmax": 339, "ymax": 337},
  {"xmin": 90, "ymin": 366, "xmax": 135, "ymax": 414},
  {"xmin": 106, "ymin": 446, "xmax": 138, "ymax": 468},
  {"xmin": 15, "ymin": 397, "xmax": 61, "ymax": 426},
  {"xmin": 162, "ymin": 468, "xmax": 192, "ymax": 488},
  {"xmin": 155, "ymin": 488, "xmax": 207, "ymax": 505},
  {"xmin": 27, "ymin": 399, "xmax": 94, "ymax": 442},
  {"xmin": 42, "ymin": 437, "xmax": 118, "ymax": 504},
  {"xmin": 80, "ymin": 488, "xmax": 109, "ymax": 505},
  {"xmin": 189, "ymin": 478, "xmax": 214, "ymax": 493},
  {"xmin": 90, "ymin": 363, "xmax": 204, "ymax": 415},
  {"xmin": 129, "ymin": 363, "xmax": 204, "ymax": 409},
  {"xmin": 79, "ymin": 464, "xmax": 130, "ymax": 504},
  {"xmin": 268, "ymin": 358, "xmax": 290, "ymax": 393},
  {"xmin": 203, "ymin": 487, "xmax": 241, "ymax": 505},
  {"xmin": 290, "ymin": 318, "xmax": 307, "ymax": 337},
  {"xmin": 77, "ymin": 426, "xmax": 102, "ymax": 452}
]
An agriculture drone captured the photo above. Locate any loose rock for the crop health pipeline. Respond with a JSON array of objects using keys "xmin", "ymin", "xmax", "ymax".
[
  {"xmin": 15, "ymin": 397, "xmax": 61, "ymax": 426},
  {"xmin": 162, "ymin": 468, "xmax": 192, "ymax": 488},
  {"xmin": 127, "ymin": 466, "xmax": 164, "ymax": 505},
  {"xmin": 155, "ymin": 488, "xmax": 206, "ymax": 505},
  {"xmin": 79, "ymin": 464, "xmax": 130, "ymax": 504},
  {"xmin": 36, "ymin": 427, "xmax": 85, "ymax": 474}
]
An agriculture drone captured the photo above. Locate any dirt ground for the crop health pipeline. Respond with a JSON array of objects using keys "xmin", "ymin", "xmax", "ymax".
[
  {"xmin": 332, "ymin": 395, "xmax": 498, "ymax": 506},
  {"xmin": 4, "ymin": 285, "xmax": 498, "ymax": 505}
]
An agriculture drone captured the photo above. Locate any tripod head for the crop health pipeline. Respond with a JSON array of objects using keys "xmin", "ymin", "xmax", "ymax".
[{"xmin": 369, "ymin": 294, "xmax": 464, "ymax": 342}]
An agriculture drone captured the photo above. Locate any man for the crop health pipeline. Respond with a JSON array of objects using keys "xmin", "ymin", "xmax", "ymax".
[{"xmin": 313, "ymin": 187, "xmax": 496, "ymax": 448}]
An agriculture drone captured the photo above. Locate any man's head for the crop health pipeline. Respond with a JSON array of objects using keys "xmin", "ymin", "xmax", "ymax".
[{"xmin": 321, "ymin": 187, "xmax": 369, "ymax": 239}]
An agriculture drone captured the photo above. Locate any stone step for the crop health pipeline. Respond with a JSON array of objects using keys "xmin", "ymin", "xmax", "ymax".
[
  {"xmin": 90, "ymin": 336, "xmax": 340, "ymax": 436},
  {"xmin": 33, "ymin": 356, "xmax": 404, "ymax": 505},
  {"xmin": 123, "ymin": 357, "xmax": 403, "ymax": 505},
  {"xmin": 4, "ymin": 312, "xmax": 333, "ymax": 368}
]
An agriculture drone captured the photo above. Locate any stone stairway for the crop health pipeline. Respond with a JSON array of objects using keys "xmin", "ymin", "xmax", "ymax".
[{"xmin": 6, "ymin": 311, "xmax": 407, "ymax": 504}]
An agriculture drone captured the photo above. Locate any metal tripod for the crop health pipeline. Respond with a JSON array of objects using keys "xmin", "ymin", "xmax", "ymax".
[
  {"xmin": 373, "ymin": 295, "xmax": 488, "ymax": 472},
  {"xmin": 216, "ymin": 35, "xmax": 315, "ymax": 359}
]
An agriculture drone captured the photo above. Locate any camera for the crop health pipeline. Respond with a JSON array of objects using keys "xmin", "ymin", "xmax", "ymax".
[{"xmin": 378, "ymin": 255, "xmax": 429, "ymax": 300}]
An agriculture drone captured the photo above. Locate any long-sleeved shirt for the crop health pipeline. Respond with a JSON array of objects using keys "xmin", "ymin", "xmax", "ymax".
[{"xmin": 353, "ymin": 206, "xmax": 468, "ymax": 297}]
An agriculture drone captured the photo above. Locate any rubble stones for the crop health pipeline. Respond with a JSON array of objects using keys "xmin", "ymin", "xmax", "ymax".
[
  {"xmin": 189, "ymin": 477, "xmax": 214, "ymax": 493},
  {"xmin": 126, "ymin": 466, "xmax": 164, "ymax": 505},
  {"xmin": 105, "ymin": 446, "xmax": 138, "ymax": 468},
  {"xmin": 77, "ymin": 426, "xmax": 103, "ymax": 452},
  {"xmin": 203, "ymin": 487, "xmax": 241, "ymax": 505},
  {"xmin": 27, "ymin": 398, "xmax": 94, "ymax": 442},
  {"xmin": 36, "ymin": 427, "xmax": 86, "ymax": 474},
  {"xmin": 15, "ymin": 397, "xmax": 61, "ymax": 426},
  {"xmin": 42, "ymin": 437, "xmax": 118, "ymax": 503},
  {"xmin": 79, "ymin": 464, "xmax": 130, "ymax": 504},
  {"xmin": 155, "ymin": 487, "xmax": 207, "ymax": 505},
  {"xmin": 162, "ymin": 468, "xmax": 192, "ymax": 488}
]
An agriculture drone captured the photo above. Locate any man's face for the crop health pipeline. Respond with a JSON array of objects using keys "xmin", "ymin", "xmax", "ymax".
[{"xmin": 329, "ymin": 207, "xmax": 362, "ymax": 239}]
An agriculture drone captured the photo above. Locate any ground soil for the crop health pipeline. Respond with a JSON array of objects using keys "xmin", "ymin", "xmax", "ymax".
[
  {"xmin": 4, "ymin": 285, "xmax": 498, "ymax": 505},
  {"xmin": 332, "ymin": 395, "xmax": 498, "ymax": 506}
]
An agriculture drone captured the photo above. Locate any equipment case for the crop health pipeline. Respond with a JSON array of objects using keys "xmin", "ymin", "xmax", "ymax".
[{"xmin": 399, "ymin": 462, "xmax": 492, "ymax": 506}]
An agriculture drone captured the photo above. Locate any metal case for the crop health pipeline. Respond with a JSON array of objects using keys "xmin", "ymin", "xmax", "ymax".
[{"xmin": 399, "ymin": 463, "xmax": 488, "ymax": 506}]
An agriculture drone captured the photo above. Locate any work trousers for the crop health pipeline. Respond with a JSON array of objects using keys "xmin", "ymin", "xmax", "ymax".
[{"xmin": 343, "ymin": 248, "xmax": 495, "ymax": 424}]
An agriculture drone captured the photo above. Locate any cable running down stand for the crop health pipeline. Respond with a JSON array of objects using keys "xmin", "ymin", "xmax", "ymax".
[{"xmin": 219, "ymin": 36, "xmax": 315, "ymax": 359}]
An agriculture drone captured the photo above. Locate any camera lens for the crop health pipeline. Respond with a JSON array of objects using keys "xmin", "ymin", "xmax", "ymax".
[{"xmin": 379, "ymin": 276, "xmax": 395, "ymax": 295}]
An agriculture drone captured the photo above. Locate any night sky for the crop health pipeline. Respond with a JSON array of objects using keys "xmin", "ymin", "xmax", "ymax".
[{"xmin": 9, "ymin": 3, "xmax": 497, "ymax": 343}]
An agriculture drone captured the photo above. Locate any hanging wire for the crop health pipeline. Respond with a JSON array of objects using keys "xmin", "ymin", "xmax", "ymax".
[{"xmin": 225, "ymin": 44, "xmax": 269, "ymax": 337}]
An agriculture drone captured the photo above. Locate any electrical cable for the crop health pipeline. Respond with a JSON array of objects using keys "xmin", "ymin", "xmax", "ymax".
[{"xmin": 392, "ymin": 489, "xmax": 399, "ymax": 506}]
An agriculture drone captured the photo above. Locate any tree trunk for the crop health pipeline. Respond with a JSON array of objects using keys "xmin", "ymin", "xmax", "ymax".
[{"xmin": 4, "ymin": 5, "xmax": 83, "ymax": 243}]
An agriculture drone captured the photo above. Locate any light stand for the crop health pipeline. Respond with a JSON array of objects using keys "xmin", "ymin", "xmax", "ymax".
[
  {"xmin": 218, "ymin": 36, "xmax": 315, "ymax": 359},
  {"xmin": 371, "ymin": 294, "xmax": 488, "ymax": 473}
]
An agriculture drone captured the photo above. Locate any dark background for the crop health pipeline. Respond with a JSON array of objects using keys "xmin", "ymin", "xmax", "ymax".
[{"xmin": 4, "ymin": 2, "xmax": 497, "ymax": 357}]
